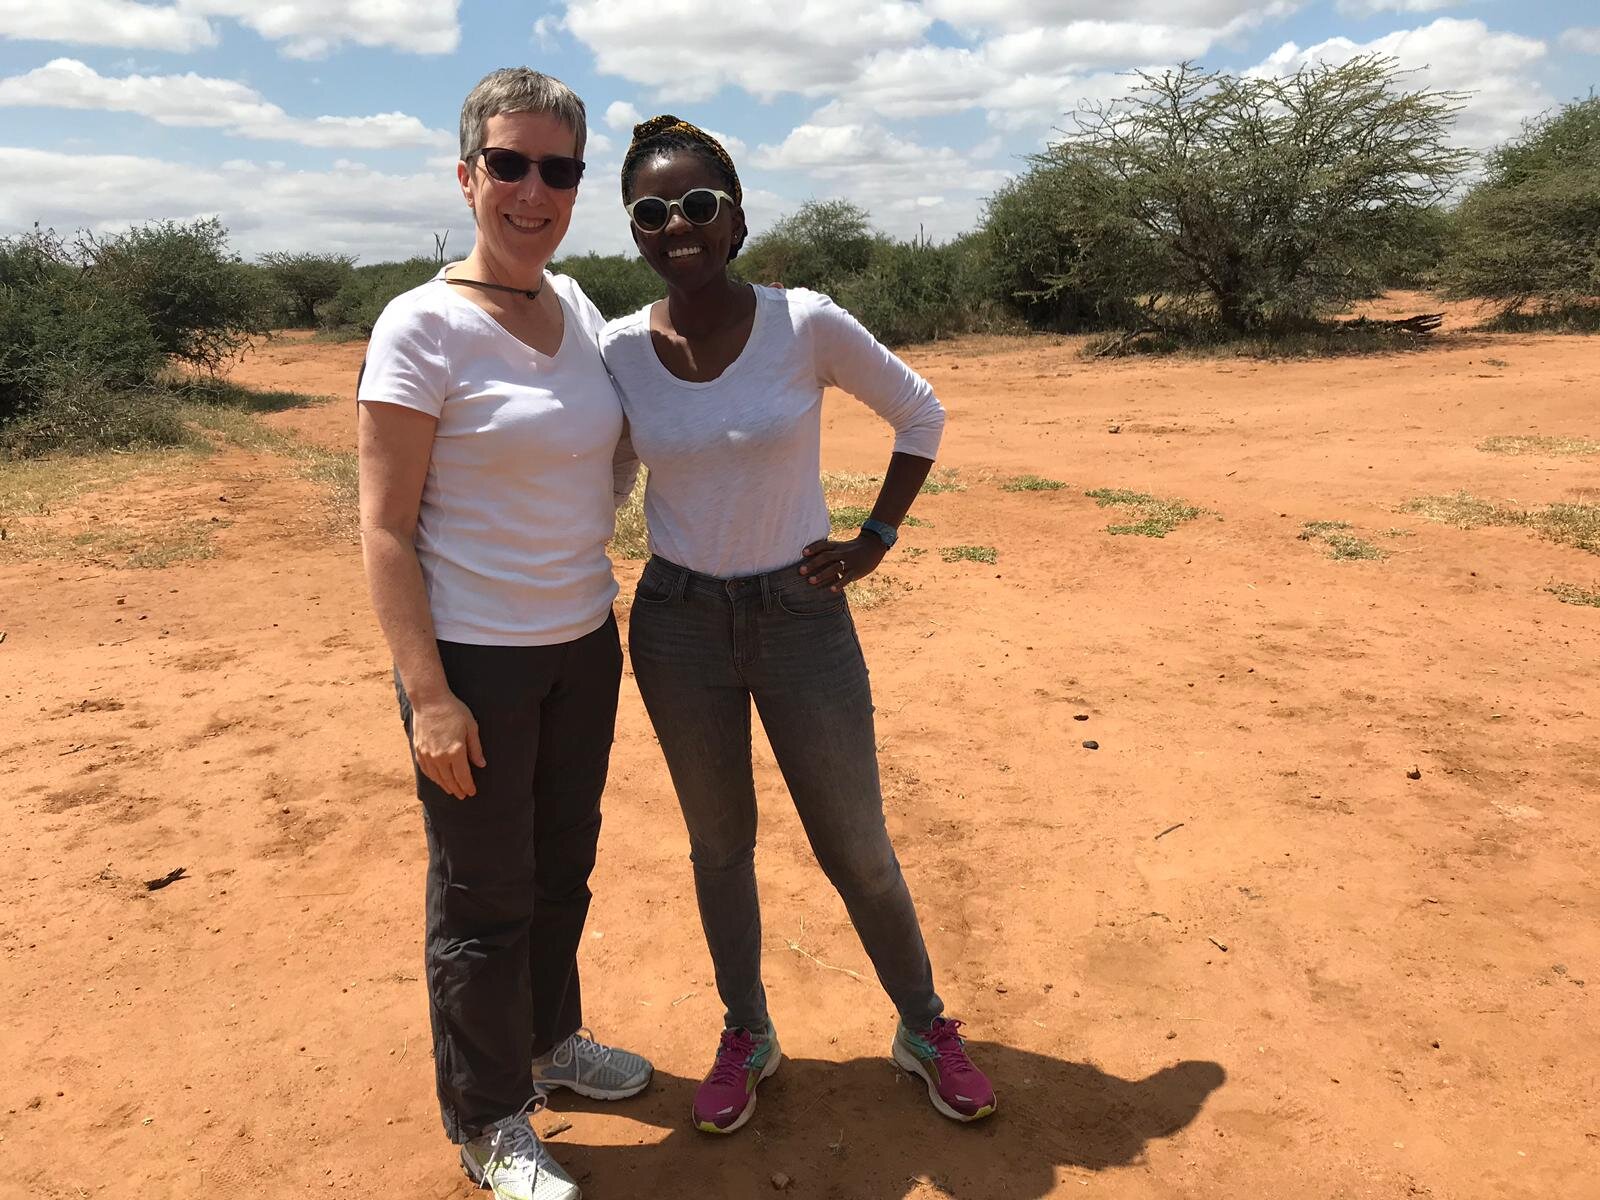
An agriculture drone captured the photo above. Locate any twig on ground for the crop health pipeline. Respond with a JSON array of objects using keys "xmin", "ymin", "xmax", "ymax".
[
  {"xmin": 670, "ymin": 991, "xmax": 698, "ymax": 1007},
  {"xmin": 784, "ymin": 919, "xmax": 866, "ymax": 983},
  {"xmin": 1155, "ymin": 822, "xmax": 1186, "ymax": 840},
  {"xmin": 144, "ymin": 866, "xmax": 187, "ymax": 891}
]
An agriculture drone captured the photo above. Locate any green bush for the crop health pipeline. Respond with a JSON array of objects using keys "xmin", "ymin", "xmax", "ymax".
[
  {"xmin": 1440, "ymin": 95, "xmax": 1600, "ymax": 312},
  {"xmin": 1, "ymin": 228, "xmax": 165, "ymax": 431},
  {"xmin": 738, "ymin": 200, "xmax": 881, "ymax": 294},
  {"xmin": 320, "ymin": 257, "xmax": 439, "ymax": 338},
  {"xmin": 835, "ymin": 235, "xmax": 980, "ymax": 347},
  {"xmin": 81, "ymin": 217, "xmax": 274, "ymax": 372},
  {"xmin": 550, "ymin": 252, "xmax": 662, "ymax": 318},
  {"xmin": 979, "ymin": 172, "xmax": 1114, "ymax": 330},
  {"xmin": 259, "ymin": 251, "xmax": 357, "ymax": 327}
]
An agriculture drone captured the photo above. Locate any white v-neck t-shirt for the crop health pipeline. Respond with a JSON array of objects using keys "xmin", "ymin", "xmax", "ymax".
[
  {"xmin": 599, "ymin": 286, "xmax": 945, "ymax": 578},
  {"xmin": 358, "ymin": 270, "xmax": 627, "ymax": 646}
]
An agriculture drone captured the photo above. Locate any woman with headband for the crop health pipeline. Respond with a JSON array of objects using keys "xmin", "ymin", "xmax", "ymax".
[
  {"xmin": 358, "ymin": 68, "xmax": 650, "ymax": 1200},
  {"xmin": 601, "ymin": 115, "xmax": 997, "ymax": 1135}
]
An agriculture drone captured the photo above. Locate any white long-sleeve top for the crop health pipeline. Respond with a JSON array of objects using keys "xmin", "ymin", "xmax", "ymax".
[{"xmin": 600, "ymin": 285, "xmax": 945, "ymax": 578}]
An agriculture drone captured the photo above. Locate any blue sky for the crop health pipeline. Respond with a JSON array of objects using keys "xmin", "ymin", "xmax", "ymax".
[{"xmin": 1, "ymin": 1, "xmax": 1595, "ymax": 263}]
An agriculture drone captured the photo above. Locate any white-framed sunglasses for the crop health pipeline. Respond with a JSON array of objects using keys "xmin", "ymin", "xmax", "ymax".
[{"xmin": 624, "ymin": 188, "xmax": 734, "ymax": 233}]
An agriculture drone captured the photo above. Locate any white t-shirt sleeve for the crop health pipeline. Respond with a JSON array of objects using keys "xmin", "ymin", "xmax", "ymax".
[
  {"xmin": 806, "ymin": 292, "xmax": 945, "ymax": 461},
  {"xmin": 357, "ymin": 290, "xmax": 451, "ymax": 418}
]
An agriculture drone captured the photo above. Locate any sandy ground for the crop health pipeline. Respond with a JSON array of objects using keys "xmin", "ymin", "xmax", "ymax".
[{"xmin": 2, "ymin": 306, "xmax": 1597, "ymax": 1199}]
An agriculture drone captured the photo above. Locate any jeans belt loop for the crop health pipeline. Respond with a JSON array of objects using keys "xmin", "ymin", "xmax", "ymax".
[
  {"xmin": 759, "ymin": 571, "xmax": 774, "ymax": 613},
  {"xmin": 669, "ymin": 560, "xmax": 690, "ymax": 602}
]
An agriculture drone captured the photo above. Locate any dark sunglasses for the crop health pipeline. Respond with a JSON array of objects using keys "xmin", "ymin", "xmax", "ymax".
[
  {"xmin": 625, "ymin": 188, "xmax": 734, "ymax": 234},
  {"xmin": 467, "ymin": 147, "xmax": 585, "ymax": 190}
]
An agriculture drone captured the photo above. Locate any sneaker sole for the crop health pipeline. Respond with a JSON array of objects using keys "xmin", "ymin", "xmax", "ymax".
[
  {"xmin": 694, "ymin": 1041, "xmax": 783, "ymax": 1135},
  {"xmin": 534, "ymin": 1069, "xmax": 653, "ymax": 1101},
  {"xmin": 459, "ymin": 1148, "xmax": 582, "ymax": 1200},
  {"xmin": 892, "ymin": 1040, "xmax": 997, "ymax": 1123}
]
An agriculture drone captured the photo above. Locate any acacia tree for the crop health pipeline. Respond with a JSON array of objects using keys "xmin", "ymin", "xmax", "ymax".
[
  {"xmin": 1440, "ymin": 95, "xmax": 1600, "ymax": 312},
  {"xmin": 260, "ymin": 251, "xmax": 356, "ymax": 326},
  {"xmin": 80, "ymin": 217, "xmax": 272, "ymax": 371},
  {"xmin": 1032, "ymin": 56, "xmax": 1469, "ymax": 331}
]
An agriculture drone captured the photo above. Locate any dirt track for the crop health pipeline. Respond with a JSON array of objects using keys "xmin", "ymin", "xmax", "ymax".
[{"xmin": 2, "ymin": 308, "xmax": 1597, "ymax": 1199}]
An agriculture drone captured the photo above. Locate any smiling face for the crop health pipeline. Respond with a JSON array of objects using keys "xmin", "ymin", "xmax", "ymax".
[
  {"xmin": 457, "ymin": 109, "xmax": 580, "ymax": 279},
  {"xmin": 626, "ymin": 150, "xmax": 746, "ymax": 290}
]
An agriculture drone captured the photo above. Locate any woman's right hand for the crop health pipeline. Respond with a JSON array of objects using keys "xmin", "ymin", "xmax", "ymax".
[{"xmin": 411, "ymin": 692, "xmax": 487, "ymax": 799}]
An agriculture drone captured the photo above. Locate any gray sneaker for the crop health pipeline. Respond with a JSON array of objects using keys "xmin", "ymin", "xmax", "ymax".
[
  {"xmin": 532, "ymin": 1029, "xmax": 652, "ymax": 1100},
  {"xmin": 460, "ymin": 1112, "xmax": 580, "ymax": 1200}
]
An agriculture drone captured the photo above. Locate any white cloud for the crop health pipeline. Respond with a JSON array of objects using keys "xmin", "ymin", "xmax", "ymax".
[
  {"xmin": 186, "ymin": 1, "xmax": 463, "ymax": 58},
  {"xmin": 923, "ymin": 0, "xmax": 1299, "ymax": 35},
  {"xmin": 1560, "ymin": 27, "xmax": 1600, "ymax": 55},
  {"xmin": 1336, "ymin": 0, "xmax": 1459, "ymax": 14},
  {"xmin": 531, "ymin": 14, "xmax": 562, "ymax": 50},
  {"xmin": 604, "ymin": 100, "xmax": 641, "ymax": 131},
  {"xmin": 1254, "ymin": 18, "xmax": 1550, "ymax": 147},
  {"xmin": 0, "ymin": 145, "xmax": 646, "ymax": 262},
  {"xmin": 753, "ymin": 117, "xmax": 1013, "ymax": 241},
  {"xmin": 0, "ymin": 0, "xmax": 462, "ymax": 57},
  {"xmin": 0, "ymin": 0, "xmax": 216, "ymax": 51},
  {"xmin": 0, "ymin": 59, "xmax": 451, "ymax": 149},
  {"xmin": 562, "ymin": 0, "xmax": 930, "ymax": 100},
  {"xmin": 985, "ymin": 20, "xmax": 1231, "ymax": 72}
]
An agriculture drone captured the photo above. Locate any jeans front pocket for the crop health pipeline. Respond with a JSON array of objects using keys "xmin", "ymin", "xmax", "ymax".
[
  {"xmin": 773, "ymin": 579, "xmax": 849, "ymax": 619},
  {"xmin": 633, "ymin": 559, "xmax": 678, "ymax": 605}
]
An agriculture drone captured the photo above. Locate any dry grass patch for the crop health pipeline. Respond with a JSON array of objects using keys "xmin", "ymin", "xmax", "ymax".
[
  {"xmin": 1299, "ymin": 520, "xmax": 1387, "ymax": 561},
  {"xmin": 1478, "ymin": 435, "xmax": 1600, "ymax": 457},
  {"xmin": 1547, "ymin": 582, "xmax": 1600, "ymax": 608},
  {"xmin": 920, "ymin": 468, "xmax": 967, "ymax": 494},
  {"xmin": 1001, "ymin": 474, "xmax": 1067, "ymax": 492},
  {"xmin": 68, "ymin": 519, "xmax": 223, "ymax": 569},
  {"xmin": 940, "ymin": 544, "xmax": 997, "ymax": 564},
  {"xmin": 610, "ymin": 471, "xmax": 649, "ymax": 561},
  {"xmin": 1400, "ymin": 492, "xmax": 1600, "ymax": 554},
  {"xmin": 1085, "ymin": 487, "xmax": 1205, "ymax": 537}
]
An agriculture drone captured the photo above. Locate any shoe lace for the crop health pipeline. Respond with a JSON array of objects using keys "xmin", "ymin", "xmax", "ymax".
[
  {"xmin": 568, "ymin": 1027, "xmax": 617, "ymax": 1075},
  {"xmin": 924, "ymin": 1019, "xmax": 979, "ymax": 1080},
  {"xmin": 484, "ymin": 1092, "xmax": 550, "ymax": 1175},
  {"xmin": 706, "ymin": 1027, "xmax": 758, "ymax": 1087}
]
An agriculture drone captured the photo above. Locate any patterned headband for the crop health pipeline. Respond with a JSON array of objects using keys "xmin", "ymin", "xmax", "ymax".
[{"xmin": 626, "ymin": 114, "xmax": 742, "ymax": 206}]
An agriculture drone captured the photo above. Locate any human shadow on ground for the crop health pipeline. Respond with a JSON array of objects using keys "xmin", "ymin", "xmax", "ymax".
[{"xmin": 543, "ymin": 1042, "xmax": 1226, "ymax": 1198}]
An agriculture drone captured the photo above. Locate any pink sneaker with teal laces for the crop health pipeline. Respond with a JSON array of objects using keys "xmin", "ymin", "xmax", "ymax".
[
  {"xmin": 693, "ymin": 1024, "xmax": 781, "ymax": 1134},
  {"xmin": 892, "ymin": 1017, "xmax": 997, "ymax": 1122}
]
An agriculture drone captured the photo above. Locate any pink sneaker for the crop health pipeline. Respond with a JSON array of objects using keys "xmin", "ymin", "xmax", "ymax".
[
  {"xmin": 892, "ymin": 1017, "xmax": 997, "ymax": 1122},
  {"xmin": 693, "ymin": 1025, "xmax": 781, "ymax": 1133}
]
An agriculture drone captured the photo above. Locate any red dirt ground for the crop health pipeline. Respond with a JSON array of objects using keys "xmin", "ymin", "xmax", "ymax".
[{"xmin": 2, "ymin": 307, "xmax": 1597, "ymax": 1199}]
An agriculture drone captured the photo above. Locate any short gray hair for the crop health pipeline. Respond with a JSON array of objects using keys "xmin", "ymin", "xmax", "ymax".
[{"xmin": 459, "ymin": 68, "xmax": 587, "ymax": 161}]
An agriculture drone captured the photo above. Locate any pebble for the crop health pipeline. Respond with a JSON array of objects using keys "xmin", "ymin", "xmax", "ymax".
[
  {"xmin": 1073, "ymin": 713, "xmax": 1089, "ymax": 721},
  {"xmin": 1406, "ymin": 767, "xmax": 1422, "ymax": 780},
  {"xmin": 1082, "ymin": 740, "xmax": 1099, "ymax": 750},
  {"xmin": 771, "ymin": 1172, "xmax": 791, "ymax": 1190}
]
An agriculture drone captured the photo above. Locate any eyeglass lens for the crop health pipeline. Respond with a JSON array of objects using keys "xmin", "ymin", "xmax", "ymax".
[
  {"xmin": 633, "ymin": 189, "xmax": 722, "ymax": 232},
  {"xmin": 479, "ymin": 149, "xmax": 584, "ymax": 190}
]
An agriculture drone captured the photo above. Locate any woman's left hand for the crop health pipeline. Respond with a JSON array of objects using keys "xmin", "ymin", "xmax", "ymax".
[{"xmin": 799, "ymin": 535, "xmax": 887, "ymax": 592}]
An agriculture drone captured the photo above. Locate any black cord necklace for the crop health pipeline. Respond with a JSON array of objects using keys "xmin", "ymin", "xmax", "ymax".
[{"xmin": 443, "ymin": 275, "xmax": 543, "ymax": 301}]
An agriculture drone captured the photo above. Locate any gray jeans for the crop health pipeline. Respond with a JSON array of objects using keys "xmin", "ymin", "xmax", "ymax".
[{"xmin": 628, "ymin": 555, "xmax": 942, "ymax": 1031}]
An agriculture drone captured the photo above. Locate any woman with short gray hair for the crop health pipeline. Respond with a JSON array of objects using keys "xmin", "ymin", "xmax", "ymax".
[{"xmin": 358, "ymin": 67, "xmax": 647, "ymax": 1200}]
